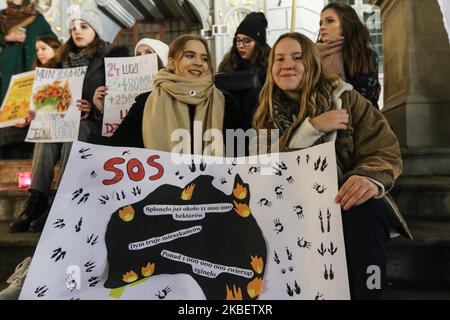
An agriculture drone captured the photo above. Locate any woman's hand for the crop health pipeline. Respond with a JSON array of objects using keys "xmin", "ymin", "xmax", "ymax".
[
  {"xmin": 77, "ymin": 99, "xmax": 91, "ymax": 120},
  {"xmin": 335, "ymin": 175, "xmax": 379, "ymax": 211},
  {"xmin": 93, "ymin": 86, "xmax": 107, "ymax": 113},
  {"xmin": 5, "ymin": 32, "xmax": 26, "ymax": 43},
  {"xmin": 310, "ymin": 109, "xmax": 349, "ymax": 133},
  {"xmin": 14, "ymin": 110, "xmax": 35, "ymax": 128}
]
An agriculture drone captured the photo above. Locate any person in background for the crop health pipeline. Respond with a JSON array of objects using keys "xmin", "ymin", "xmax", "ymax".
[
  {"xmin": 92, "ymin": 37, "xmax": 169, "ymax": 115},
  {"xmin": 253, "ymin": 32, "xmax": 404, "ymax": 299},
  {"xmin": 316, "ymin": 2, "xmax": 381, "ymax": 108},
  {"xmin": 0, "ymin": 0, "xmax": 55, "ymax": 104},
  {"xmin": 0, "ymin": 35, "xmax": 60, "ymax": 158}
]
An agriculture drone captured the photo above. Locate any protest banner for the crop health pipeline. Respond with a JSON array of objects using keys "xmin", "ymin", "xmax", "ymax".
[
  {"xmin": 25, "ymin": 67, "xmax": 87, "ymax": 142},
  {"xmin": 20, "ymin": 141, "xmax": 349, "ymax": 300},
  {"xmin": 0, "ymin": 71, "xmax": 34, "ymax": 128},
  {"xmin": 102, "ymin": 54, "xmax": 158, "ymax": 137}
]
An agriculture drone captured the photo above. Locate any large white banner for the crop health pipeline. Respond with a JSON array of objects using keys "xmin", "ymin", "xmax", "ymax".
[
  {"xmin": 102, "ymin": 55, "xmax": 158, "ymax": 137},
  {"xmin": 25, "ymin": 67, "xmax": 87, "ymax": 143},
  {"xmin": 20, "ymin": 141, "xmax": 349, "ymax": 300}
]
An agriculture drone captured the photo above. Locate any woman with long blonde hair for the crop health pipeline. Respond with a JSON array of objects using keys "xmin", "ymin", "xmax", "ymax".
[{"xmin": 254, "ymin": 32, "xmax": 407, "ymax": 299}]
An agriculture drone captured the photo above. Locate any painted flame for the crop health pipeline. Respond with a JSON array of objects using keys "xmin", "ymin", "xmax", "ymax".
[
  {"xmin": 226, "ymin": 284, "xmax": 243, "ymax": 300},
  {"xmin": 247, "ymin": 277, "xmax": 264, "ymax": 298},
  {"xmin": 181, "ymin": 183, "xmax": 195, "ymax": 201},
  {"xmin": 250, "ymin": 256, "xmax": 264, "ymax": 274},
  {"xmin": 119, "ymin": 205, "xmax": 135, "ymax": 222},
  {"xmin": 122, "ymin": 270, "xmax": 138, "ymax": 283},
  {"xmin": 233, "ymin": 183, "xmax": 248, "ymax": 200},
  {"xmin": 141, "ymin": 262, "xmax": 155, "ymax": 277},
  {"xmin": 233, "ymin": 200, "xmax": 251, "ymax": 218}
]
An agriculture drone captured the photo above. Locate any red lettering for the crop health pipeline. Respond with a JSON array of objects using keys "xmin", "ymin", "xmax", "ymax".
[
  {"xmin": 127, "ymin": 158, "xmax": 145, "ymax": 181},
  {"xmin": 147, "ymin": 155, "xmax": 164, "ymax": 181},
  {"xmin": 103, "ymin": 157, "xmax": 126, "ymax": 185}
]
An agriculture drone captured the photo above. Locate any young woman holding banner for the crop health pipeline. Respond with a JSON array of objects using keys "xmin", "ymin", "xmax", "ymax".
[{"xmin": 252, "ymin": 32, "xmax": 405, "ymax": 299}]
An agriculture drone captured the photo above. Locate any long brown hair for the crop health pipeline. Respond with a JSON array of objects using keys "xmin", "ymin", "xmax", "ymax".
[
  {"xmin": 56, "ymin": 26, "xmax": 107, "ymax": 65},
  {"xmin": 319, "ymin": 2, "xmax": 375, "ymax": 77},
  {"xmin": 168, "ymin": 34, "xmax": 214, "ymax": 76},
  {"xmin": 218, "ymin": 38, "xmax": 271, "ymax": 73},
  {"xmin": 253, "ymin": 33, "xmax": 340, "ymax": 130},
  {"xmin": 34, "ymin": 35, "xmax": 61, "ymax": 68}
]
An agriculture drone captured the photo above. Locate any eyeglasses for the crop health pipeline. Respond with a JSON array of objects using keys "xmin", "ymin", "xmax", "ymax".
[{"xmin": 235, "ymin": 37, "xmax": 254, "ymax": 47}]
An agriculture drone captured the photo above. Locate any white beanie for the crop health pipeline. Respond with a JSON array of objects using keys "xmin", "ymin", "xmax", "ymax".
[
  {"xmin": 134, "ymin": 38, "xmax": 169, "ymax": 67},
  {"xmin": 69, "ymin": 9, "xmax": 103, "ymax": 39}
]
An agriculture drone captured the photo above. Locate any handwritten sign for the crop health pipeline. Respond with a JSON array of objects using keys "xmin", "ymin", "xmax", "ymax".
[
  {"xmin": 0, "ymin": 71, "xmax": 35, "ymax": 128},
  {"xmin": 25, "ymin": 67, "xmax": 87, "ymax": 143},
  {"xmin": 102, "ymin": 55, "xmax": 158, "ymax": 137}
]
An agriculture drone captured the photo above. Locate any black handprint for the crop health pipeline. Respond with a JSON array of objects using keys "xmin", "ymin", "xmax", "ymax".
[
  {"xmin": 273, "ymin": 251, "xmax": 280, "ymax": 264},
  {"xmin": 79, "ymin": 148, "xmax": 90, "ymax": 154},
  {"xmin": 199, "ymin": 160, "xmax": 207, "ymax": 172},
  {"xmin": 220, "ymin": 178, "xmax": 227, "ymax": 184},
  {"xmin": 293, "ymin": 205, "xmax": 304, "ymax": 219},
  {"xmin": 132, "ymin": 186, "xmax": 141, "ymax": 196},
  {"xmin": 315, "ymin": 292, "xmax": 325, "ymax": 300},
  {"xmin": 188, "ymin": 160, "xmax": 196, "ymax": 173},
  {"xmin": 294, "ymin": 281, "xmax": 301, "ymax": 295},
  {"xmin": 51, "ymin": 248, "xmax": 66, "ymax": 262},
  {"xmin": 81, "ymin": 153, "xmax": 93, "ymax": 160},
  {"xmin": 227, "ymin": 167, "xmax": 233, "ymax": 175},
  {"xmin": 327, "ymin": 208, "xmax": 331, "ymax": 233},
  {"xmin": 319, "ymin": 210, "xmax": 324, "ymax": 233},
  {"xmin": 90, "ymin": 171, "xmax": 97, "ymax": 179},
  {"xmin": 248, "ymin": 167, "xmax": 260, "ymax": 175},
  {"xmin": 115, "ymin": 191, "xmax": 126, "ymax": 201},
  {"xmin": 286, "ymin": 246, "xmax": 293, "ymax": 260},
  {"xmin": 275, "ymin": 185, "xmax": 284, "ymax": 199},
  {"xmin": 77, "ymin": 193, "xmax": 90, "ymax": 205},
  {"xmin": 84, "ymin": 261, "xmax": 96, "ymax": 273},
  {"xmin": 328, "ymin": 242, "xmax": 338, "ymax": 255},
  {"xmin": 274, "ymin": 218, "xmax": 284, "ymax": 234},
  {"xmin": 286, "ymin": 176, "xmax": 295, "ymax": 184},
  {"xmin": 286, "ymin": 283, "xmax": 294, "ymax": 297},
  {"xmin": 320, "ymin": 157, "xmax": 328, "ymax": 172},
  {"xmin": 71, "ymin": 188, "xmax": 83, "ymax": 200},
  {"xmin": 288, "ymin": 266, "xmax": 294, "ymax": 272},
  {"xmin": 317, "ymin": 242, "xmax": 326, "ymax": 256},
  {"xmin": 122, "ymin": 150, "xmax": 131, "ymax": 156},
  {"xmin": 297, "ymin": 237, "xmax": 312, "ymax": 249},
  {"xmin": 35, "ymin": 285, "xmax": 48, "ymax": 298},
  {"xmin": 88, "ymin": 276, "xmax": 100, "ymax": 287},
  {"xmin": 258, "ymin": 198, "xmax": 273, "ymax": 207},
  {"xmin": 272, "ymin": 168, "xmax": 282, "ymax": 176},
  {"xmin": 98, "ymin": 194, "xmax": 109, "ymax": 205},
  {"xmin": 87, "ymin": 234, "xmax": 98, "ymax": 246},
  {"xmin": 281, "ymin": 268, "xmax": 286, "ymax": 274},
  {"xmin": 75, "ymin": 217, "xmax": 82, "ymax": 232},
  {"xmin": 53, "ymin": 219, "xmax": 65, "ymax": 229},
  {"xmin": 175, "ymin": 171, "xmax": 184, "ymax": 180},
  {"xmin": 313, "ymin": 183, "xmax": 327, "ymax": 194},
  {"xmin": 314, "ymin": 156, "xmax": 321, "ymax": 171},
  {"xmin": 156, "ymin": 286, "xmax": 172, "ymax": 299}
]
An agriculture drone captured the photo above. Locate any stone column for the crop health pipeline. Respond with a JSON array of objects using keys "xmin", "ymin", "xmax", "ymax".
[{"xmin": 371, "ymin": 0, "xmax": 450, "ymax": 148}]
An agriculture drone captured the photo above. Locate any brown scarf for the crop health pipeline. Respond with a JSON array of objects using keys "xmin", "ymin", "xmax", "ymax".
[
  {"xmin": 316, "ymin": 37, "xmax": 345, "ymax": 79},
  {"xmin": 142, "ymin": 69, "xmax": 225, "ymax": 155},
  {"xmin": 0, "ymin": 0, "xmax": 37, "ymax": 35}
]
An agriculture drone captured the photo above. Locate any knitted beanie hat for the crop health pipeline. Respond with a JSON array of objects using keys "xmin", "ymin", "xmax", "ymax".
[
  {"xmin": 68, "ymin": 9, "xmax": 103, "ymax": 39},
  {"xmin": 235, "ymin": 12, "xmax": 268, "ymax": 45},
  {"xmin": 134, "ymin": 38, "xmax": 169, "ymax": 67}
]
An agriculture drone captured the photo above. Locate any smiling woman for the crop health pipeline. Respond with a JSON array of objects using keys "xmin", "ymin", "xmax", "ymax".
[{"xmin": 110, "ymin": 34, "xmax": 245, "ymax": 154}]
